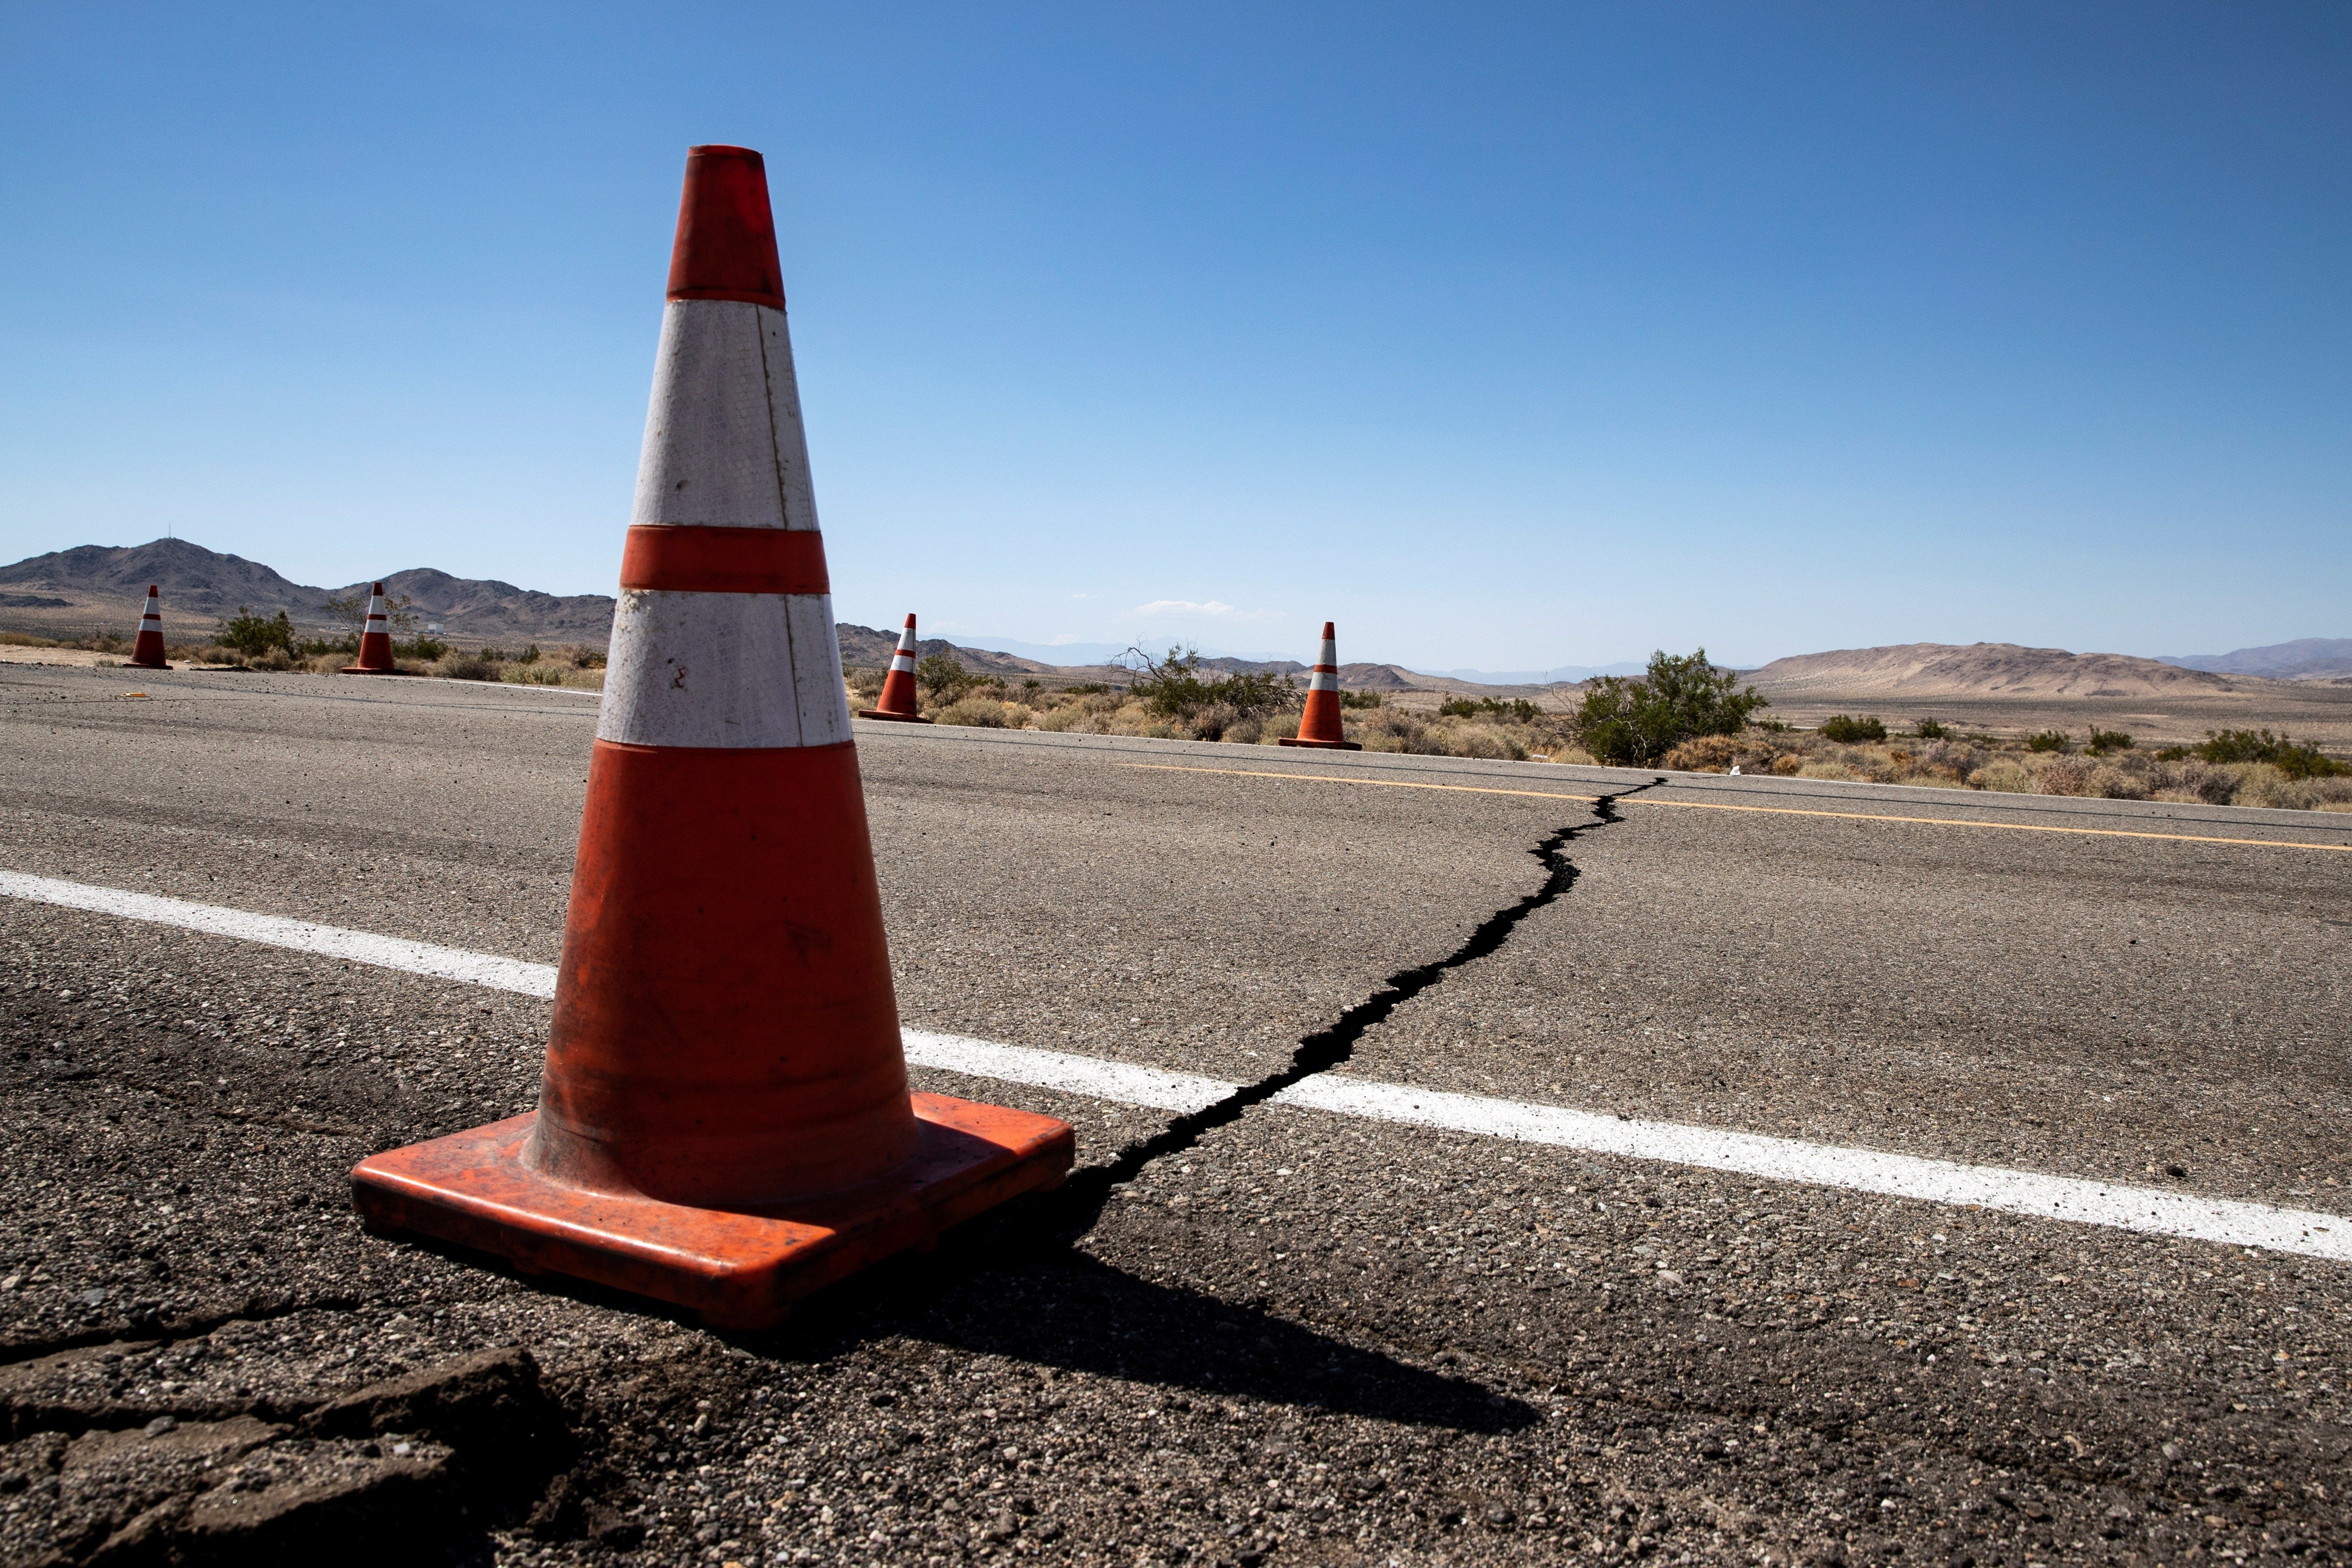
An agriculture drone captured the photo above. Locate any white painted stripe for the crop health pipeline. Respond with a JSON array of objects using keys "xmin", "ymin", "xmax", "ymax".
[
  {"xmin": 631, "ymin": 299, "xmax": 820, "ymax": 534},
  {"xmin": 596, "ymin": 588, "xmax": 853, "ymax": 749},
  {"xmin": 1307, "ymin": 669, "xmax": 1337, "ymax": 692},
  {"xmin": 902, "ymin": 1030, "xmax": 1233, "ymax": 1114},
  {"xmin": 889, "ymin": 653, "xmax": 916, "ymax": 673},
  {"xmin": 0, "ymin": 871, "xmax": 556, "ymax": 999},
  {"xmin": 1271, "ymin": 1075, "xmax": 2348, "ymax": 1260},
  {"xmin": 5, "ymin": 870, "xmax": 2345, "ymax": 1262}
]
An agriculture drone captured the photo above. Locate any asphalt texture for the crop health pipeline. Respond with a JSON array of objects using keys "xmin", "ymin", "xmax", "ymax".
[{"xmin": 2, "ymin": 660, "xmax": 2349, "ymax": 1568}]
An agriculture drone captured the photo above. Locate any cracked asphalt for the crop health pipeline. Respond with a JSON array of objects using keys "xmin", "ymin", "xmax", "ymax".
[{"xmin": 2, "ymin": 661, "xmax": 2349, "ymax": 1568}]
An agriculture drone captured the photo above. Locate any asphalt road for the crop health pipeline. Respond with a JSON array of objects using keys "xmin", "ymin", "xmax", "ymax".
[{"xmin": 2, "ymin": 660, "xmax": 2348, "ymax": 1568}]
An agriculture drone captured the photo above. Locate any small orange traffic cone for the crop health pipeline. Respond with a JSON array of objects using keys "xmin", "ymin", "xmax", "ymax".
[
  {"xmin": 128, "ymin": 586, "xmax": 169, "ymax": 669},
  {"xmin": 857, "ymin": 614, "xmax": 931, "ymax": 722},
  {"xmin": 340, "ymin": 584, "xmax": 398, "ymax": 673},
  {"xmin": 350, "ymin": 144, "xmax": 1072, "ymax": 1329},
  {"xmin": 1279, "ymin": 621, "xmax": 1362, "ymax": 750}
]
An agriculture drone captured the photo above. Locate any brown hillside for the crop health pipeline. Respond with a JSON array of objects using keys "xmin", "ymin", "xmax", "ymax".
[{"xmin": 1746, "ymin": 642, "xmax": 2234, "ymax": 698}]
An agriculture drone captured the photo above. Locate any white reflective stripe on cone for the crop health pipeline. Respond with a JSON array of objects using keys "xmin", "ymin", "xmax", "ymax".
[
  {"xmin": 597, "ymin": 589, "xmax": 852, "ymax": 749},
  {"xmin": 1318, "ymin": 638, "xmax": 1337, "ymax": 663},
  {"xmin": 631, "ymin": 299, "xmax": 818, "ymax": 533},
  {"xmin": 889, "ymin": 653, "xmax": 916, "ymax": 672},
  {"xmin": 141, "ymin": 614, "xmax": 161, "ymax": 626},
  {"xmin": 1307, "ymin": 669, "xmax": 1337, "ymax": 692},
  {"xmin": 895, "ymin": 627, "xmax": 919, "ymax": 653}
]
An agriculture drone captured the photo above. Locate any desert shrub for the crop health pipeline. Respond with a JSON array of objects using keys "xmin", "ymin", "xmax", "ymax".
[
  {"xmin": 216, "ymin": 606, "xmax": 295, "ymax": 657},
  {"xmin": 933, "ymin": 697, "xmax": 1012, "ymax": 728},
  {"xmin": 1449, "ymin": 727, "xmax": 1524, "ymax": 762},
  {"xmin": 1442, "ymin": 695, "xmax": 1541, "ymax": 723},
  {"xmin": 2087, "ymin": 727, "xmax": 2133, "ymax": 754},
  {"xmin": 1818, "ymin": 714, "xmax": 1886, "ymax": 743},
  {"xmin": 1033, "ymin": 704, "xmax": 1086, "ymax": 732},
  {"xmin": 2036, "ymin": 757, "xmax": 2097, "ymax": 796},
  {"xmin": 440, "ymin": 653, "xmax": 500, "ymax": 681},
  {"xmin": 2153, "ymin": 745, "xmax": 2191, "ymax": 761},
  {"xmin": 2024, "ymin": 731, "xmax": 2069, "ymax": 753},
  {"xmin": 1916, "ymin": 739, "xmax": 1983, "ymax": 775},
  {"xmin": 397, "ymin": 637, "xmax": 449, "ymax": 661},
  {"xmin": 1969, "ymin": 760, "xmax": 2035, "ymax": 793},
  {"xmin": 846, "ymin": 666, "xmax": 886, "ymax": 698},
  {"xmin": 1914, "ymin": 718, "xmax": 1948, "ymax": 739},
  {"xmin": 1796, "ymin": 760, "xmax": 1859, "ymax": 781},
  {"xmin": 1065, "ymin": 681, "xmax": 1112, "ymax": 695},
  {"xmin": 1128, "ymin": 646, "xmax": 1295, "ymax": 722},
  {"xmin": 511, "ymin": 665, "xmax": 568, "ymax": 685},
  {"xmin": 1767, "ymin": 754, "xmax": 1803, "ymax": 776},
  {"xmin": 2167, "ymin": 760, "xmax": 2240, "ymax": 805},
  {"xmin": 917, "ymin": 653, "xmax": 985, "ymax": 703},
  {"xmin": 572, "ymin": 648, "xmax": 606, "ymax": 669},
  {"xmin": 1187, "ymin": 702, "xmax": 1243, "ymax": 742},
  {"xmin": 1357, "ymin": 709, "xmax": 1443, "ymax": 755},
  {"xmin": 1571, "ymin": 648, "xmax": 1768, "ymax": 766},
  {"xmin": 1660, "ymin": 734, "xmax": 1748, "ymax": 772},
  {"xmin": 247, "ymin": 646, "xmax": 297, "ymax": 672},
  {"xmin": 1339, "ymin": 690, "xmax": 1383, "ymax": 709},
  {"xmin": 2198, "ymin": 728, "xmax": 2346, "ymax": 779}
]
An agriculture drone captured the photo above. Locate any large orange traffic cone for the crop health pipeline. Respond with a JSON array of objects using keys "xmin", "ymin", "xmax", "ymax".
[
  {"xmin": 128, "ymin": 586, "xmax": 169, "ymax": 669},
  {"xmin": 857, "ymin": 613, "xmax": 931, "ymax": 722},
  {"xmin": 350, "ymin": 145, "xmax": 1073, "ymax": 1329},
  {"xmin": 1278, "ymin": 621, "xmax": 1362, "ymax": 750},
  {"xmin": 341, "ymin": 584, "xmax": 398, "ymax": 673}
]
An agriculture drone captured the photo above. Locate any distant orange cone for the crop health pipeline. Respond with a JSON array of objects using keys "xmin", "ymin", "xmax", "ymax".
[
  {"xmin": 340, "ymin": 584, "xmax": 398, "ymax": 674},
  {"xmin": 857, "ymin": 614, "xmax": 931, "ymax": 722},
  {"xmin": 128, "ymin": 586, "xmax": 169, "ymax": 669},
  {"xmin": 1279, "ymin": 621, "xmax": 1362, "ymax": 750},
  {"xmin": 350, "ymin": 144, "xmax": 1073, "ymax": 1329}
]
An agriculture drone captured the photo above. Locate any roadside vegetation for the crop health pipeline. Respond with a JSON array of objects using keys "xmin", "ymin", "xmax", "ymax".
[
  {"xmin": 848, "ymin": 645, "xmax": 2352, "ymax": 813},
  {"xmin": 1660, "ymin": 721, "xmax": 2352, "ymax": 813}
]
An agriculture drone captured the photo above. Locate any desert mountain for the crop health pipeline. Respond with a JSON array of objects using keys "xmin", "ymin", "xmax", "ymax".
[
  {"xmin": 2156, "ymin": 638, "xmax": 2352, "ymax": 680},
  {"xmin": 1745, "ymin": 642, "xmax": 2234, "ymax": 698},
  {"xmin": 0, "ymin": 539, "xmax": 619, "ymax": 645}
]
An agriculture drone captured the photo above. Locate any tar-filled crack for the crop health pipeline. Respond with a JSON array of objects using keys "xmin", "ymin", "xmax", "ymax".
[{"xmin": 1037, "ymin": 778, "xmax": 1665, "ymax": 1238}]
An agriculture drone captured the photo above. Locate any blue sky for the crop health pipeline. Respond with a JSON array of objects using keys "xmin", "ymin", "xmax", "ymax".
[{"xmin": 1, "ymin": 3, "xmax": 2345, "ymax": 670}]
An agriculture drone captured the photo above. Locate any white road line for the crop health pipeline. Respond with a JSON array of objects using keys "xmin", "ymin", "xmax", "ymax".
[
  {"xmin": 5, "ymin": 871, "xmax": 2345, "ymax": 1263},
  {"xmin": 0, "ymin": 871, "xmax": 556, "ymax": 999}
]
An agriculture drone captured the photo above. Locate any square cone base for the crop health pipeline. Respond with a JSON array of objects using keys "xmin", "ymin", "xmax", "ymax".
[
  {"xmin": 350, "ymin": 1093, "xmax": 1073, "ymax": 1329},
  {"xmin": 1277, "ymin": 736, "xmax": 1362, "ymax": 750},
  {"xmin": 854, "ymin": 708, "xmax": 932, "ymax": 723}
]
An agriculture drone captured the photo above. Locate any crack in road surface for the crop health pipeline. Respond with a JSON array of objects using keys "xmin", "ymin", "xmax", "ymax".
[{"xmin": 1046, "ymin": 779, "xmax": 1665, "ymax": 1232}]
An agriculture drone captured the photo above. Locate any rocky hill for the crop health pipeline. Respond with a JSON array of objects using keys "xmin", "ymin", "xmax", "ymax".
[
  {"xmin": 2157, "ymin": 637, "xmax": 2352, "ymax": 680},
  {"xmin": 0, "ymin": 539, "xmax": 619, "ymax": 645},
  {"xmin": 1744, "ymin": 642, "xmax": 2236, "ymax": 698}
]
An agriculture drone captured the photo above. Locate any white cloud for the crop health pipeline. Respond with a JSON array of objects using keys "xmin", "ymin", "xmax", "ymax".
[{"xmin": 1129, "ymin": 599, "xmax": 1271, "ymax": 621}]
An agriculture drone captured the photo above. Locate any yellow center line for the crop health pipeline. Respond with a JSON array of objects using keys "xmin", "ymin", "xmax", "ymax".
[{"xmin": 1116, "ymin": 762, "xmax": 2352, "ymax": 853}]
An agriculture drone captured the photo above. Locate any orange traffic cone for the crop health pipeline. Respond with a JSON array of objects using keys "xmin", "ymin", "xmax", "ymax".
[
  {"xmin": 350, "ymin": 144, "xmax": 1073, "ymax": 1329},
  {"xmin": 857, "ymin": 614, "xmax": 931, "ymax": 722},
  {"xmin": 1278, "ymin": 621, "xmax": 1362, "ymax": 750},
  {"xmin": 128, "ymin": 586, "xmax": 169, "ymax": 669},
  {"xmin": 341, "ymin": 584, "xmax": 398, "ymax": 673}
]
